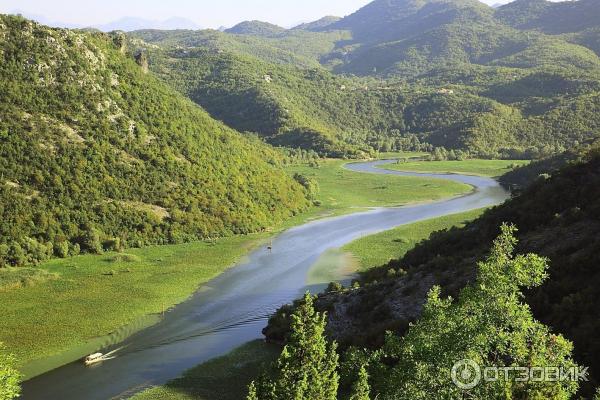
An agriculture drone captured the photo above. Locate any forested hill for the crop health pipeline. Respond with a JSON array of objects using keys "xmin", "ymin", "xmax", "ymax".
[
  {"xmin": 496, "ymin": 0, "xmax": 600, "ymax": 34},
  {"xmin": 129, "ymin": 0, "xmax": 600, "ymax": 158},
  {"xmin": 320, "ymin": 0, "xmax": 600, "ymax": 76},
  {"xmin": 0, "ymin": 15, "xmax": 309, "ymax": 267}
]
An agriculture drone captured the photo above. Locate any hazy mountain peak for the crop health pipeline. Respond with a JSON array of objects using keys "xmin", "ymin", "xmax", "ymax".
[
  {"xmin": 225, "ymin": 20, "xmax": 287, "ymax": 36},
  {"xmin": 292, "ymin": 16, "xmax": 342, "ymax": 31}
]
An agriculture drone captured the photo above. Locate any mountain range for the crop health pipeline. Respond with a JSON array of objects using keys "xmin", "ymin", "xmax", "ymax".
[{"xmin": 128, "ymin": 0, "xmax": 600, "ymax": 158}]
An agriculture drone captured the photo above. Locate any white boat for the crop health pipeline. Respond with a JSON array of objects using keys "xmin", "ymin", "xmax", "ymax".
[
  {"xmin": 84, "ymin": 353, "xmax": 105, "ymax": 366},
  {"xmin": 84, "ymin": 347, "xmax": 124, "ymax": 366}
]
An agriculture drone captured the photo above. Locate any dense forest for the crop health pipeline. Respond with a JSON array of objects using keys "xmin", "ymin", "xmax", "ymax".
[
  {"xmin": 128, "ymin": 0, "xmax": 600, "ymax": 158},
  {"xmin": 0, "ymin": 15, "xmax": 310, "ymax": 267}
]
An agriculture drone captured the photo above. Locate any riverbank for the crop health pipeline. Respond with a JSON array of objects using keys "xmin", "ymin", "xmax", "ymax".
[
  {"xmin": 379, "ymin": 159, "xmax": 530, "ymax": 177},
  {"xmin": 127, "ymin": 209, "xmax": 491, "ymax": 400},
  {"xmin": 2, "ymin": 157, "xmax": 472, "ymax": 380},
  {"xmin": 130, "ymin": 340, "xmax": 279, "ymax": 400},
  {"xmin": 124, "ymin": 161, "xmax": 521, "ymax": 399},
  {"xmin": 343, "ymin": 208, "xmax": 487, "ymax": 271}
]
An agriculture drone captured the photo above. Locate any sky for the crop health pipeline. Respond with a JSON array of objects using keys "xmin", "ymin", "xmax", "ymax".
[{"xmin": 0, "ymin": 0, "xmax": 552, "ymax": 29}]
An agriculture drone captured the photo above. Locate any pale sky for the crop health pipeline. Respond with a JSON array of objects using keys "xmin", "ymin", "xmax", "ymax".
[{"xmin": 0, "ymin": 0, "xmax": 553, "ymax": 29}]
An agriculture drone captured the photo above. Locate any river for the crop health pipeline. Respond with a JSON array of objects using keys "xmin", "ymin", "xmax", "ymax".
[{"xmin": 21, "ymin": 160, "xmax": 509, "ymax": 399}]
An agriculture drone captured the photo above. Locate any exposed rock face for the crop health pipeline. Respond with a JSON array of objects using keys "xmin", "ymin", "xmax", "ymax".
[
  {"xmin": 135, "ymin": 51, "xmax": 149, "ymax": 73},
  {"xmin": 263, "ymin": 262, "xmax": 475, "ymax": 350},
  {"xmin": 112, "ymin": 32, "xmax": 127, "ymax": 54}
]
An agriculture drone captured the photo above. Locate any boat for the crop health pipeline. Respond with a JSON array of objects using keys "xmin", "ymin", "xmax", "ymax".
[
  {"xmin": 83, "ymin": 347, "xmax": 124, "ymax": 366},
  {"xmin": 84, "ymin": 353, "xmax": 105, "ymax": 366}
]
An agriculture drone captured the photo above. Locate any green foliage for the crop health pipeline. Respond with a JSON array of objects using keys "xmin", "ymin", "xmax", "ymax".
[
  {"xmin": 0, "ymin": 343, "xmax": 20, "ymax": 400},
  {"xmin": 496, "ymin": 0, "xmax": 600, "ymax": 35},
  {"xmin": 349, "ymin": 366, "xmax": 370, "ymax": 400},
  {"xmin": 293, "ymin": 173, "xmax": 319, "ymax": 200},
  {"xmin": 0, "ymin": 15, "xmax": 309, "ymax": 266},
  {"xmin": 226, "ymin": 21, "xmax": 286, "ymax": 37},
  {"xmin": 375, "ymin": 225, "xmax": 579, "ymax": 399},
  {"xmin": 124, "ymin": 0, "xmax": 600, "ymax": 159},
  {"xmin": 383, "ymin": 153, "xmax": 600, "ymax": 396},
  {"xmin": 250, "ymin": 293, "xmax": 339, "ymax": 400}
]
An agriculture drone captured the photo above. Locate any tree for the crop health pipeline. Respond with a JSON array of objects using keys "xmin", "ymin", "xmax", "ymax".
[
  {"xmin": 246, "ymin": 381, "xmax": 258, "ymax": 400},
  {"xmin": 378, "ymin": 224, "xmax": 581, "ymax": 399},
  {"xmin": 249, "ymin": 292, "xmax": 339, "ymax": 400},
  {"xmin": 83, "ymin": 227, "xmax": 102, "ymax": 254},
  {"xmin": 293, "ymin": 174, "xmax": 319, "ymax": 201},
  {"xmin": 0, "ymin": 343, "xmax": 20, "ymax": 400},
  {"xmin": 349, "ymin": 365, "xmax": 371, "ymax": 400}
]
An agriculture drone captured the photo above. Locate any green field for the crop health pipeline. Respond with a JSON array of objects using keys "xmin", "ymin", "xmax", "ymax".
[
  {"xmin": 381, "ymin": 159, "xmax": 529, "ymax": 177},
  {"xmin": 287, "ymin": 159, "xmax": 472, "ymax": 217},
  {"xmin": 0, "ymin": 235, "xmax": 269, "ymax": 374},
  {"xmin": 2, "ymin": 158, "xmax": 474, "ymax": 378},
  {"xmin": 131, "ymin": 340, "xmax": 279, "ymax": 400},
  {"xmin": 343, "ymin": 209, "xmax": 487, "ymax": 271},
  {"xmin": 374, "ymin": 151, "xmax": 430, "ymax": 160}
]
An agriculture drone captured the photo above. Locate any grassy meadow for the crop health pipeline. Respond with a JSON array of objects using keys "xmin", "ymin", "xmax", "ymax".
[
  {"xmin": 343, "ymin": 209, "xmax": 487, "ymax": 271},
  {"xmin": 0, "ymin": 235, "xmax": 269, "ymax": 374},
  {"xmin": 286, "ymin": 159, "xmax": 472, "ymax": 218},
  {"xmin": 381, "ymin": 159, "xmax": 529, "ymax": 177}
]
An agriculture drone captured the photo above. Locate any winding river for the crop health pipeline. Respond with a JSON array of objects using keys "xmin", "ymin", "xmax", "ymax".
[{"xmin": 21, "ymin": 160, "xmax": 509, "ymax": 399}]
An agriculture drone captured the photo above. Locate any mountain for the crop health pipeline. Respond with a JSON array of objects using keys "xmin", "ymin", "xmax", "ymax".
[
  {"xmin": 0, "ymin": 15, "xmax": 309, "ymax": 267},
  {"xmin": 496, "ymin": 0, "xmax": 600, "ymax": 34},
  {"xmin": 94, "ymin": 16, "xmax": 201, "ymax": 32},
  {"xmin": 126, "ymin": 0, "xmax": 600, "ymax": 158},
  {"xmin": 292, "ymin": 16, "xmax": 341, "ymax": 31},
  {"xmin": 317, "ymin": 0, "xmax": 600, "ymax": 77},
  {"xmin": 225, "ymin": 20, "xmax": 286, "ymax": 37}
]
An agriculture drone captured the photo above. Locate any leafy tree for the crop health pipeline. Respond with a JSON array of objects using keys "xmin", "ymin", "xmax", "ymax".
[
  {"xmin": 293, "ymin": 173, "xmax": 319, "ymax": 201},
  {"xmin": 83, "ymin": 227, "xmax": 103, "ymax": 255},
  {"xmin": 0, "ymin": 343, "xmax": 20, "ymax": 400},
  {"xmin": 376, "ymin": 225, "xmax": 580, "ymax": 399},
  {"xmin": 349, "ymin": 365, "xmax": 371, "ymax": 400},
  {"xmin": 246, "ymin": 381, "xmax": 258, "ymax": 400},
  {"xmin": 249, "ymin": 292, "xmax": 339, "ymax": 400}
]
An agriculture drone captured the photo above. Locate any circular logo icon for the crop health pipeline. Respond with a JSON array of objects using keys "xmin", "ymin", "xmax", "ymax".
[{"xmin": 451, "ymin": 359, "xmax": 481, "ymax": 390}]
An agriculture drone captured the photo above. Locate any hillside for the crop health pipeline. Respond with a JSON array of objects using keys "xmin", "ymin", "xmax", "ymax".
[
  {"xmin": 320, "ymin": 0, "xmax": 600, "ymax": 77},
  {"xmin": 225, "ymin": 21, "xmax": 286, "ymax": 37},
  {"xmin": 265, "ymin": 149, "xmax": 600, "ymax": 396},
  {"xmin": 496, "ymin": 0, "xmax": 600, "ymax": 35},
  {"xmin": 136, "ymin": 41, "xmax": 600, "ymax": 158},
  {"xmin": 0, "ymin": 15, "xmax": 309, "ymax": 267},
  {"xmin": 292, "ymin": 16, "xmax": 341, "ymax": 32},
  {"xmin": 124, "ymin": 0, "xmax": 600, "ymax": 159}
]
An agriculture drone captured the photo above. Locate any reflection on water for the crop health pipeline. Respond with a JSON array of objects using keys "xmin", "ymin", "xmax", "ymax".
[{"xmin": 22, "ymin": 160, "xmax": 509, "ymax": 400}]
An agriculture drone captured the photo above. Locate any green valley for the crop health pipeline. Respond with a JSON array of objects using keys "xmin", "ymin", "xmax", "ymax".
[{"xmin": 1, "ymin": 0, "xmax": 600, "ymax": 399}]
